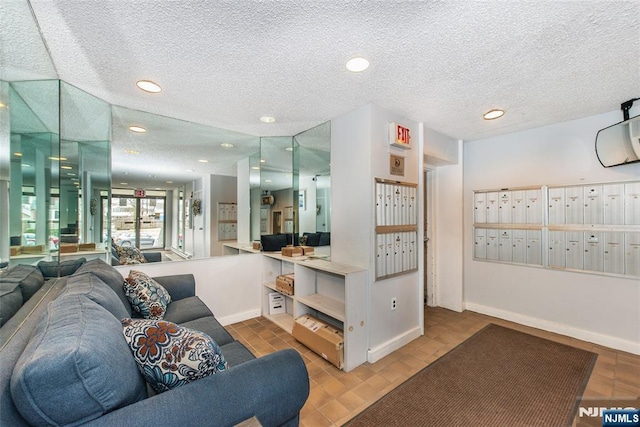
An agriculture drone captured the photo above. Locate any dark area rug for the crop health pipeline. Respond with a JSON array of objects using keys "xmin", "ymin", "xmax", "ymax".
[{"xmin": 345, "ymin": 324, "xmax": 597, "ymax": 427}]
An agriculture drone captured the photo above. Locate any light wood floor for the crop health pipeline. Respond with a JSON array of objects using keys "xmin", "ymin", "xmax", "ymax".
[{"xmin": 226, "ymin": 307, "xmax": 640, "ymax": 427}]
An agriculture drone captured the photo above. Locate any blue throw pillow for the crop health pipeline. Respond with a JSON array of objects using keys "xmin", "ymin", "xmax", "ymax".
[
  {"xmin": 122, "ymin": 318, "xmax": 228, "ymax": 393},
  {"xmin": 123, "ymin": 270, "xmax": 171, "ymax": 320},
  {"xmin": 11, "ymin": 294, "xmax": 147, "ymax": 426}
]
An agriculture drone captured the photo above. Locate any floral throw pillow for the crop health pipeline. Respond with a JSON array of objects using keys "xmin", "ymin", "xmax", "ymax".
[
  {"xmin": 123, "ymin": 270, "xmax": 171, "ymax": 319},
  {"xmin": 121, "ymin": 319, "xmax": 229, "ymax": 393},
  {"xmin": 114, "ymin": 243, "xmax": 147, "ymax": 265}
]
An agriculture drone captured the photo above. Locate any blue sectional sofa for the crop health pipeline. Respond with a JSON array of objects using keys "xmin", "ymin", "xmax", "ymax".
[
  {"xmin": 0, "ymin": 259, "xmax": 309, "ymax": 426},
  {"xmin": 0, "ymin": 265, "xmax": 46, "ymax": 328}
]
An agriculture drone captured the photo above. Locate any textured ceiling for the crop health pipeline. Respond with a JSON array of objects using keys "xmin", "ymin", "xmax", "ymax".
[{"xmin": 22, "ymin": 0, "xmax": 639, "ymax": 143}]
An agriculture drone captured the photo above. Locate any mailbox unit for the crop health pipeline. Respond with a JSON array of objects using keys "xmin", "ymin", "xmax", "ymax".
[{"xmin": 473, "ymin": 180, "xmax": 640, "ymax": 279}]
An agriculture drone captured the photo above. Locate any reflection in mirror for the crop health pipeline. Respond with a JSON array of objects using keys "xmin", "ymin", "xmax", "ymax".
[
  {"xmin": 110, "ymin": 106, "xmax": 260, "ymax": 261},
  {"xmin": 596, "ymin": 115, "xmax": 640, "ymax": 167},
  {"xmin": 3, "ymin": 80, "xmax": 112, "ymax": 267},
  {"xmin": 59, "ymin": 82, "xmax": 111, "ymax": 258},
  {"xmin": 249, "ymin": 154, "xmax": 262, "ymax": 241},
  {"xmin": 259, "ymin": 136, "xmax": 294, "ymax": 241},
  {"xmin": 6, "ymin": 80, "xmax": 60, "ymax": 266},
  {"xmin": 293, "ymin": 121, "xmax": 331, "ymax": 257}
]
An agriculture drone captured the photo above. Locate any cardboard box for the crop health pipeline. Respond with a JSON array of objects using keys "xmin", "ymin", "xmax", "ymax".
[
  {"xmin": 10, "ymin": 246, "xmax": 21, "ymax": 256},
  {"xmin": 59, "ymin": 243, "xmax": 78, "ymax": 253},
  {"xmin": 21, "ymin": 245, "xmax": 44, "ymax": 254},
  {"xmin": 252, "ymin": 241, "xmax": 261, "ymax": 250},
  {"xmin": 281, "ymin": 246, "xmax": 303, "ymax": 257},
  {"xmin": 78, "ymin": 243, "xmax": 96, "ymax": 251},
  {"xmin": 276, "ymin": 274, "xmax": 295, "ymax": 296},
  {"xmin": 268, "ymin": 292, "xmax": 286, "ymax": 315},
  {"xmin": 292, "ymin": 314, "xmax": 344, "ymax": 369},
  {"xmin": 300, "ymin": 246, "xmax": 314, "ymax": 255}
]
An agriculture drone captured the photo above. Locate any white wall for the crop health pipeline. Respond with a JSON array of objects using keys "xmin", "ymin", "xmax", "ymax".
[
  {"xmin": 115, "ymin": 254, "xmax": 262, "ymax": 326},
  {"xmin": 332, "ymin": 104, "xmax": 422, "ymax": 362},
  {"xmin": 464, "ymin": 110, "xmax": 640, "ymax": 354}
]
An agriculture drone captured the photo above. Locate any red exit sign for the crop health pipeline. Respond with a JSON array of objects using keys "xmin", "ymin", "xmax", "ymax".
[
  {"xmin": 389, "ymin": 122, "xmax": 411, "ymax": 149},
  {"xmin": 134, "ymin": 189, "xmax": 146, "ymax": 198}
]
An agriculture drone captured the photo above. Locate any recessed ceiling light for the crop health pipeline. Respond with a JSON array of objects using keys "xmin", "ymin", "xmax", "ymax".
[
  {"xmin": 483, "ymin": 109, "xmax": 505, "ymax": 120},
  {"xmin": 128, "ymin": 126, "xmax": 147, "ymax": 133},
  {"xmin": 220, "ymin": 143, "xmax": 234, "ymax": 148},
  {"xmin": 21, "ymin": 164, "xmax": 32, "ymax": 168},
  {"xmin": 251, "ymin": 166, "xmax": 260, "ymax": 170},
  {"xmin": 13, "ymin": 152, "xmax": 22, "ymax": 157},
  {"xmin": 346, "ymin": 57, "xmax": 369, "ymax": 72},
  {"xmin": 48, "ymin": 156, "xmax": 67, "ymax": 161},
  {"xmin": 259, "ymin": 116, "xmax": 276, "ymax": 123},
  {"xmin": 166, "ymin": 180, "xmax": 173, "ymax": 184},
  {"xmin": 67, "ymin": 173, "xmax": 76, "ymax": 176},
  {"xmin": 61, "ymin": 165, "xmax": 72, "ymax": 170},
  {"xmin": 260, "ymin": 159, "xmax": 266, "ymax": 163},
  {"xmin": 136, "ymin": 80, "xmax": 162, "ymax": 93},
  {"xmin": 124, "ymin": 149, "xmax": 140, "ymax": 155},
  {"xmin": 265, "ymin": 179, "xmax": 272, "ymax": 183},
  {"xmin": 198, "ymin": 159, "xmax": 209, "ymax": 163},
  {"xmin": 285, "ymin": 147, "xmax": 293, "ymax": 151},
  {"xmin": 120, "ymin": 182, "xmax": 129, "ymax": 185},
  {"xmin": 0, "ymin": 102, "xmax": 5, "ymax": 108},
  {"xmin": 124, "ymin": 172, "xmax": 130, "ymax": 175}
]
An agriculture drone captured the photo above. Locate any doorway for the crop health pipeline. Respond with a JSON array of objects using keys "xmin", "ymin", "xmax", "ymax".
[
  {"xmin": 272, "ymin": 210, "xmax": 282, "ymax": 234},
  {"xmin": 111, "ymin": 194, "xmax": 165, "ymax": 249},
  {"xmin": 424, "ymin": 169, "xmax": 436, "ymax": 306}
]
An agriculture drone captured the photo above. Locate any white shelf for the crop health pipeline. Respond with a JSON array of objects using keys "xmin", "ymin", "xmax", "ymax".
[
  {"xmin": 297, "ymin": 293, "xmax": 345, "ymax": 322},
  {"xmin": 264, "ymin": 313, "xmax": 294, "ymax": 334},
  {"xmin": 260, "ymin": 253, "xmax": 368, "ymax": 371}
]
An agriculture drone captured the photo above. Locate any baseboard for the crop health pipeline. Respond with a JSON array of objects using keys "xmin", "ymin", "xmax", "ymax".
[
  {"xmin": 218, "ymin": 309, "xmax": 261, "ymax": 327},
  {"xmin": 367, "ymin": 326, "xmax": 422, "ymax": 363},
  {"xmin": 465, "ymin": 302, "xmax": 640, "ymax": 355}
]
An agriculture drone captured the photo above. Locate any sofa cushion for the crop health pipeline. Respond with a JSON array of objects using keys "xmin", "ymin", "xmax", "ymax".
[
  {"xmin": 318, "ymin": 231, "xmax": 331, "ymax": 246},
  {"xmin": 180, "ymin": 316, "xmax": 235, "ymax": 347},
  {"xmin": 0, "ymin": 282, "xmax": 23, "ymax": 327},
  {"xmin": 261, "ymin": 234, "xmax": 288, "ymax": 251},
  {"xmin": 10, "ymin": 294, "xmax": 147, "ymax": 426},
  {"xmin": 303, "ymin": 232, "xmax": 320, "ymax": 247},
  {"xmin": 122, "ymin": 318, "xmax": 228, "ymax": 393},
  {"xmin": 62, "ymin": 272, "xmax": 130, "ymax": 320},
  {"xmin": 1, "ymin": 265, "xmax": 44, "ymax": 301},
  {"xmin": 163, "ymin": 296, "xmax": 214, "ymax": 324},
  {"xmin": 219, "ymin": 341, "xmax": 256, "ymax": 367},
  {"xmin": 73, "ymin": 258, "xmax": 131, "ymax": 316},
  {"xmin": 38, "ymin": 257, "xmax": 87, "ymax": 278}
]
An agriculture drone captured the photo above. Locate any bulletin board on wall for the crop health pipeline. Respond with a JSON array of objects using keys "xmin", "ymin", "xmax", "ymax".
[
  {"xmin": 374, "ymin": 178, "xmax": 418, "ymax": 280},
  {"xmin": 472, "ymin": 180, "xmax": 640, "ymax": 279}
]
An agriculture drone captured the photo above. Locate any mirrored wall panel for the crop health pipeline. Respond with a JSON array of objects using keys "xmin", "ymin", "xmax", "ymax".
[
  {"xmin": 2, "ymin": 80, "xmax": 112, "ymax": 267},
  {"xmin": 294, "ymin": 121, "xmax": 331, "ymax": 256}
]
